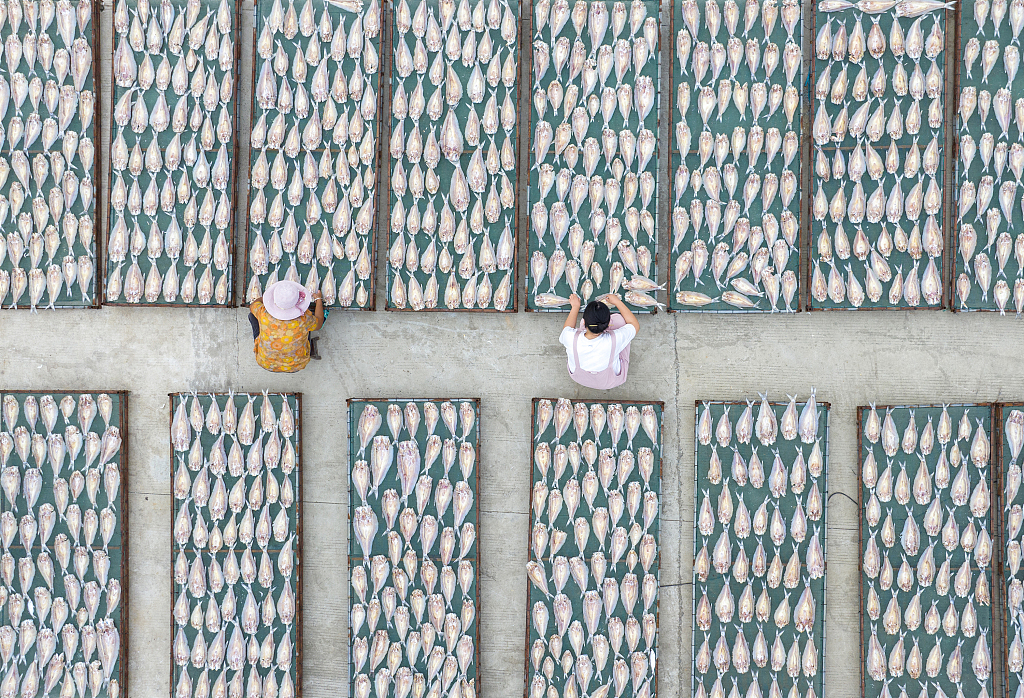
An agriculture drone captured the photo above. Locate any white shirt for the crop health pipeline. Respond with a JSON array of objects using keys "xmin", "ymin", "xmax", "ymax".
[{"xmin": 559, "ymin": 325, "xmax": 636, "ymax": 375}]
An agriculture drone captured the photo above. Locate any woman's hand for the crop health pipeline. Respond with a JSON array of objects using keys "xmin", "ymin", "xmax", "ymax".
[
  {"xmin": 311, "ymin": 291, "xmax": 325, "ymax": 329},
  {"xmin": 564, "ymin": 293, "xmax": 582, "ymax": 330},
  {"xmin": 603, "ymin": 293, "xmax": 640, "ymax": 335}
]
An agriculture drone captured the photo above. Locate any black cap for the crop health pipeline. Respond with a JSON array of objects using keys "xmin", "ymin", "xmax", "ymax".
[{"xmin": 583, "ymin": 301, "xmax": 610, "ymax": 333}]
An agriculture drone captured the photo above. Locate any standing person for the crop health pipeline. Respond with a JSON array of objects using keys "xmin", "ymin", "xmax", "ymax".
[
  {"xmin": 559, "ymin": 293, "xmax": 639, "ymax": 389},
  {"xmin": 248, "ymin": 280, "xmax": 325, "ymax": 373}
]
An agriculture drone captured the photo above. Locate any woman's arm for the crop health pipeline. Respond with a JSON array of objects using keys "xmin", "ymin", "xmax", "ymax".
[
  {"xmin": 249, "ymin": 296, "xmax": 261, "ymax": 311},
  {"xmin": 563, "ymin": 293, "xmax": 581, "ymax": 330},
  {"xmin": 311, "ymin": 292, "xmax": 325, "ymax": 330},
  {"xmin": 603, "ymin": 294, "xmax": 640, "ymax": 334}
]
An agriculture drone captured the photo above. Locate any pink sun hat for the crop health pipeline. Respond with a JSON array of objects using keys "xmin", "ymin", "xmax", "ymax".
[{"xmin": 263, "ymin": 280, "xmax": 311, "ymax": 321}]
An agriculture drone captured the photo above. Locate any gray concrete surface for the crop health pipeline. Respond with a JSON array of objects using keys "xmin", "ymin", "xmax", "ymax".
[{"xmin": 0, "ymin": 0, "xmax": 1017, "ymax": 696}]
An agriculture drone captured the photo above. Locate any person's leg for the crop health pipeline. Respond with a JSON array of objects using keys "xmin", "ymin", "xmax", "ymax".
[
  {"xmin": 248, "ymin": 313, "xmax": 259, "ymax": 340},
  {"xmin": 310, "ymin": 308, "xmax": 326, "ymax": 359}
]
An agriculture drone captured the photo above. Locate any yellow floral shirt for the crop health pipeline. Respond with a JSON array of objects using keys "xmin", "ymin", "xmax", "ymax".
[{"xmin": 251, "ymin": 300, "xmax": 318, "ymax": 373}]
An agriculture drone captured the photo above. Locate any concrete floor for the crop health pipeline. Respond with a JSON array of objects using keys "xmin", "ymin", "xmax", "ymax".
[{"xmin": 0, "ymin": 0, "xmax": 1017, "ymax": 697}]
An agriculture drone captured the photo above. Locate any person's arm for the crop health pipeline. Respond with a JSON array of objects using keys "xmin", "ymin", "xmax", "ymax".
[
  {"xmin": 602, "ymin": 294, "xmax": 640, "ymax": 335},
  {"xmin": 311, "ymin": 292, "xmax": 325, "ymax": 330},
  {"xmin": 249, "ymin": 296, "xmax": 261, "ymax": 311},
  {"xmin": 563, "ymin": 293, "xmax": 581, "ymax": 330}
]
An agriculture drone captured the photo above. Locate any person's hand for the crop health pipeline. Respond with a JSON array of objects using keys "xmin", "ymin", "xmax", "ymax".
[
  {"xmin": 601, "ymin": 293, "xmax": 622, "ymax": 307},
  {"xmin": 569, "ymin": 293, "xmax": 581, "ymax": 309},
  {"xmin": 311, "ymin": 292, "xmax": 323, "ymax": 302}
]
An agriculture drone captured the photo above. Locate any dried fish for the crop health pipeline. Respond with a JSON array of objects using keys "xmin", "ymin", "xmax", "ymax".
[
  {"xmin": 529, "ymin": 0, "xmax": 660, "ymax": 311},
  {"xmin": 672, "ymin": 0, "xmax": 801, "ymax": 311},
  {"xmin": 352, "ymin": 399, "xmax": 478, "ymax": 698},
  {"xmin": 248, "ymin": 0, "xmax": 382, "ymax": 309},
  {"xmin": 174, "ymin": 392, "xmax": 299, "ymax": 698},
  {"xmin": 0, "ymin": 1, "xmax": 96, "ymax": 308},
  {"xmin": 956, "ymin": 4, "xmax": 1024, "ymax": 313},
  {"xmin": 1004, "ymin": 405, "xmax": 1024, "ymax": 698},
  {"xmin": 693, "ymin": 397, "xmax": 827, "ymax": 695},
  {"xmin": 812, "ymin": 6, "xmax": 945, "ymax": 309},
  {"xmin": 528, "ymin": 400, "xmax": 659, "ymax": 698},
  {"xmin": 389, "ymin": 0, "xmax": 518, "ymax": 310},
  {"xmin": 105, "ymin": 0, "xmax": 235, "ymax": 306},
  {"xmin": 0, "ymin": 392, "xmax": 125, "ymax": 695},
  {"xmin": 862, "ymin": 403, "xmax": 994, "ymax": 697}
]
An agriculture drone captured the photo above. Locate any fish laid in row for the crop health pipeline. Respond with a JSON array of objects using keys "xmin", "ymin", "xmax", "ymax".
[
  {"xmin": 171, "ymin": 392, "xmax": 300, "ymax": 698},
  {"xmin": 527, "ymin": 399, "xmax": 661, "ymax": 698},
  {"xmin": 810, "ymin": 6, "xmax": 946, "ymax": 309},
  {"xmin": 350, "ymin": 400, "xmax": 479, "ymax": 698},
  {"xmin": 672, "ymin": 0, "xmax": 803, "ymax": 313},
  {"xmin": 106, "ymin": 0, "xmax": 236, "ymax": 306},
  {"xmin": 0, "ymin": 392, "xmax": 125, "ymax": 698},
  {"xmin": 527, "ymin": 0, "xmax": 663, "ymax": 312},
  {"xmin": 247, "ymin": 0, "xmax": 381, "ymax": 309},
  {"xmin": 955, "ymin": 0, "xmax": 1024, "ymax": 314},
  {"xmin": 0, "ymin": 0, "xmax": 97, "ymax": 309},
  {"xmin": 861, "ymin": 404, "xmax": 993, "ymax": 698},
  {"xmin": 692, "ymin": 396, "xmax": 827, "ymax": 698},
  {"xmin": 387, "ymin": 0, "xmax": 518, "ymax": 311},
  {"xmin": 1002, "ymin": 408, "xmax": 1024, "ymax": 697}
]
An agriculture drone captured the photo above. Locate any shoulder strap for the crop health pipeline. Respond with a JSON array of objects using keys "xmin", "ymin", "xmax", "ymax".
[
  {"xmin": 571, "ymin": 329, "xmax": 584, "ymax": 368},
  {"xmin": 606, "ymin": 330, "xmax": 617, "ymax": 369}
]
